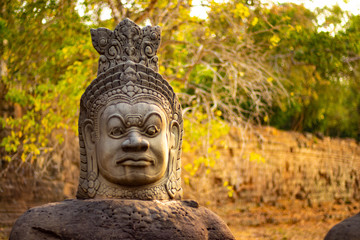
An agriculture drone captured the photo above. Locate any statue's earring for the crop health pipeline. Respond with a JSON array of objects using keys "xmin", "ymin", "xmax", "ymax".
[
  {"xmin": 86, "ymin": 157, "xmax": 100, "ymax": 198},
  {"xmin": 166, "ymin": 121, "xmax": 180, "ymax": 199},
  {"xmin": 82, "ymin": 120, "xmax": 100, "ymax": 198},
  {"xmin": 166, "ymin": 154, "xmax": 177, "ymax": 199}
]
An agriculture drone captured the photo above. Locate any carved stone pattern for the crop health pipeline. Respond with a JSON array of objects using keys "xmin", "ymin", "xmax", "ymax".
[
  {"xmin": 82, "ymin": 61, "xmax": 174, "ymax": 119},
  {"xmin": 80, "ymin": 171, "xmax": 100, "ymax": 198},
  {"xmin": 166, "ymin": 171, "xmax": 178, "ymax": 198},
  {"xmin": 97, "ymin": 182, "xmax": 167, "ymax": 200},
  {"xmin": 91, "ymin": 18, "xmax": 161, "ymax": 75}
]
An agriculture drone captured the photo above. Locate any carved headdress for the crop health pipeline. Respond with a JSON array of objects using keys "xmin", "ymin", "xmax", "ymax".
[{"xmin": 77, "ymin": 19, "xmax": 183, "ymax": 200}]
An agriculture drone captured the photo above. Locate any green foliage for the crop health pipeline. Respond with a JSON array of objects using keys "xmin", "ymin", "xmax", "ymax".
[
  {"xmin": 0, "ymin": 0, "xmax": 98, "ymax": 165},
  {"xmin": 182, "ymin": 109, "xmax": 230, "ymax": 183},
  {"xmin": 250, "ymin": 3, "xmax": 360, "ymax": 140},
  {"xmin": 1, "ymin": 0, "xmax": 360, "ymax": 181}
]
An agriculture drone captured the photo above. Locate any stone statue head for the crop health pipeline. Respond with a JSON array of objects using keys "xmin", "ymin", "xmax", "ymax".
[{"xmin": 76, "ymin": 19, "xmax": 183, "ymax": 200}]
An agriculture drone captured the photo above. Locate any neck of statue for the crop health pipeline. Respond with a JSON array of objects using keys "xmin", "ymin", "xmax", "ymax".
[{"xmin": 94, "ymin": 174, "xmax": 171, "ymax": 200}]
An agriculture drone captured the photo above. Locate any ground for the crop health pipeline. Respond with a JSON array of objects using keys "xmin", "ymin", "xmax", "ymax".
[{"xmin": 216, "ymin": 200, "xmax": 358, "ymax": 240}]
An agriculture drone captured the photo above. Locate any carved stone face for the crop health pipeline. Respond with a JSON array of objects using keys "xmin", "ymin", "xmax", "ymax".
[
  {"xmin": 95, "ymin": 101, "xmax": 170, "ymax": 186},
  {"xmin": 77, "ymin": 19, "xmax": 183, "ymax": 200}
]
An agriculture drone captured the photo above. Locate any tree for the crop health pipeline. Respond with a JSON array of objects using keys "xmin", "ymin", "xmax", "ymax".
[{"xmin": 249, "ymin": 3, "xmax": 360, "ymax": 139}]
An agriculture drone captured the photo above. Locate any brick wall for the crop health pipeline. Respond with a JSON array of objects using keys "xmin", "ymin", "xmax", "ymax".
[{"xmin": 183, "ymin": 126, "xmax": 360, "ymax": 206}]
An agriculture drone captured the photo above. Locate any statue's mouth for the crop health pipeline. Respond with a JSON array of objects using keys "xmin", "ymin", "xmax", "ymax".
[{"xmin": 116, "ymin": 158, "xmax": 154, "ymax": 167}]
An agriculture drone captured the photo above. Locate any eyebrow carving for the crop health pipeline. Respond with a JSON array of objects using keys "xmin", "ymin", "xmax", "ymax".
[
  {"xmin": 107, "ymin": 114, "xmax": 126, "ymax": 127},
  {"xmin": 140, "ymin": 112, "xmax": 163, "ymax": 127},
  {"xmin": 107, "ymin": 112, "xmax": 162, "ymax": 128}
]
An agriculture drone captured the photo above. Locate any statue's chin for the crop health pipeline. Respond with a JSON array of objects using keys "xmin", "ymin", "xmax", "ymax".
[{"xmin": 99, "ymin": 170, "xmax": 165, "ymax": 187}]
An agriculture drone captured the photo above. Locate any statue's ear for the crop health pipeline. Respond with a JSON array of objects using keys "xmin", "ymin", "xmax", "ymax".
[
  {"xmin": 170, "ymin": 120, "xmax": 180, "ymax": 150},
  {"xmin": 82, "ymin": 119, "xmax": 96, "ymax": 151}
]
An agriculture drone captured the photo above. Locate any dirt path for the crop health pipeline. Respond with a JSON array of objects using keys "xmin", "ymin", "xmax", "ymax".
[
  {"xmin": 0, "ymin": 201, "xmax": 49, "ymax": 240},
  {"xmin": 211, "ymin": 200, "xmax": 359, "ymax": 240}
]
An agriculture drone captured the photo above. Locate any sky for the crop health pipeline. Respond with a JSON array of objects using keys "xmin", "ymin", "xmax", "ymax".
[{"xmin": 190, "ymin": 0, "xmax": 360, "ymax": 19}]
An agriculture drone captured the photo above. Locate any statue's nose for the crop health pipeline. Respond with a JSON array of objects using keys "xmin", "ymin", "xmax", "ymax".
[{"xmin": 121, "ymin": 131, "xmax": 149, "ymax": 152}]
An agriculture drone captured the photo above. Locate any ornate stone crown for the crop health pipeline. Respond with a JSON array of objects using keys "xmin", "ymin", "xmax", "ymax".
[
  {"xmin": 76, "ymin": 19, "xmax": 183, "ymax": 200},
  {"xmin": 91, "ymin": 18, "xmax": 161, "ymax": 75}
]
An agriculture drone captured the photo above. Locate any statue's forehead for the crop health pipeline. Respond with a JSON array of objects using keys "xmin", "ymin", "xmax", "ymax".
[{"xmin": 101, "ymin": 102, "xmax": 167, "ymax": 120}]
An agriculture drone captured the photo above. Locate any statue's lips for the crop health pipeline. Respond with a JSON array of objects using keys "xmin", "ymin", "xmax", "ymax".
[{"xmin": 116, "ymin": 158, "xmax": 154, "ymax": 167}]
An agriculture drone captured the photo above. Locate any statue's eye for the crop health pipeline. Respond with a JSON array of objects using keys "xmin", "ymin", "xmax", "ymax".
[
  {"xmin": 145, "ymin": 126, "xmax": 159, "ymax": 136},
  {"xmin": 109, "ymin": 127, "xmax": 124, "ymax": 137}
]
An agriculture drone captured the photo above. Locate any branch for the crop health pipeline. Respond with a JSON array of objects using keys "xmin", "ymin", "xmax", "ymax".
[
  {"xmin": 134, "ymin": 0, "xmax": 158, "ymax": 24},
  {"xmin": 160, "ymin": 40, "xmax": 188, "ymax": 48},
  {"xmin": 343, "ymin": 55, "xmax": 360, "ymax": 63},
  {"xmin": 106, "ymin": 0, "xmax": 122, "ymax": 23},
  {"xmin": 116, "ymin": 0, "xmax": 125, "ymax": 17}
]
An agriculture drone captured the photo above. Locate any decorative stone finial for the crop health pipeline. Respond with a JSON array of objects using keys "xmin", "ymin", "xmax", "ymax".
[
  {"xmin": 91, "ymin": 18, "xmax": 161, "ymax": 75},
  {"xmin": 76, "ymin": 19, "xmax": 183, "ymax": 201}
]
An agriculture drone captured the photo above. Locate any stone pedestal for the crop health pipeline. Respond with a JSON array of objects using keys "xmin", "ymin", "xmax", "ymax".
[
  {"xmin": 324, "ymin": 213, "xmax": 360, "ymax": 240},
  {"xmin": 10, "ymin": 199, "xmax": 235, "ymax": 240}
]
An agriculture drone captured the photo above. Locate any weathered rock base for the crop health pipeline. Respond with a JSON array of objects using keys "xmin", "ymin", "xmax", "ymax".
[
  {"xmin": 325, "ymin": 212, "xmax": 360, "ymax": 240},
  {"xmin": 10, "ymin": 199, "xmax": 235, "ymax": 240}
]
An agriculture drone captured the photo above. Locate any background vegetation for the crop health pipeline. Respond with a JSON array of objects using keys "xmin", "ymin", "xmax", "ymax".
[{"xmin": 1, "ymin": 0, "xmax": 359, "ymax": 177}]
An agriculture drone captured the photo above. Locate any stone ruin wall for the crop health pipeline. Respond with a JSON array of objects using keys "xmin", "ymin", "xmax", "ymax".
[
  {"xmin": 186, "ymin": 126, "xmax": 360, "ymax": 206},
  {"xmin": 1, "ymin": 125, "xmax": 359, "ymax": 206}
]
